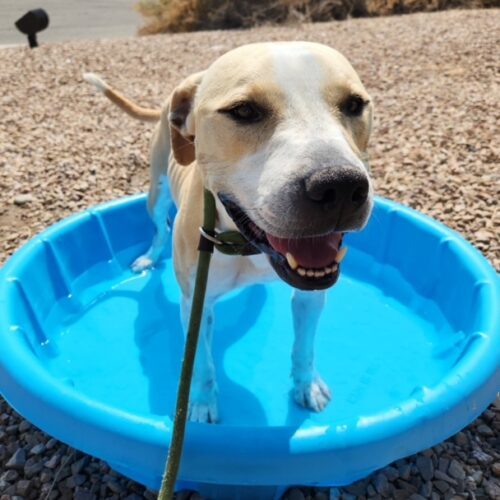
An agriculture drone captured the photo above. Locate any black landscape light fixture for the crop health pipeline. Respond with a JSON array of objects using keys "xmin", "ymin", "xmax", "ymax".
[{"xmin": 15, "ymin": 8, "xmax": 50, "ymax": 48}]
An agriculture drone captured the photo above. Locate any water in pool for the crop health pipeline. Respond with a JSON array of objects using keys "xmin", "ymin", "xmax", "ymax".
[{"xmin": 39, "ymin": 244, "xmax": 460, "ymax": 428}]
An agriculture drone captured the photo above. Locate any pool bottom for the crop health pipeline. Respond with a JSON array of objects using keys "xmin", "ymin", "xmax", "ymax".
[{"xmin": 38, "ymin": 248, "xmax": 459, "ymax": 429}]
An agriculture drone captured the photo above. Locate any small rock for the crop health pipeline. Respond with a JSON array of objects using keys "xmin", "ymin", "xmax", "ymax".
[
  {"xmin": 383, "ymin": 466, "xmax": 399, "ymax": 481},
  {"xmin": 18, "ymin": 420, "xmax": 31, "ymax": 432},
  {"xmin": 24, "ymin": 457, "xmax": 43, "ymax": 477},
  {"xmin": 399, "ymin": 464, "xmax": 412, "ymax": 480},
  {"xmin": 13, "ymin": 194, "xmax": 34, "ymax": 206},
  {"xmin": 46, "ymin": 438, "xmax": 58, "ymax": 450},
  {"xmin": 434, "ymin": 470, "xmax": 457, "ymax": 485},
  {"xmin": 6, "ymin": 424, "xmax": 18, "ymax": 434},
  {"xmin": 448, "ymin": 460, "xmax": 466, "ymax": 481},
  {"xmin": 433, "ymin": 444, "xmax": 444, "ymax": 454},
  {"xmin": 345, "ymin": 478, "xmax": 369, "ymax": 496},
  {"xmin": 438, "ymin": 457, "xmax": 450, "ymax": 473},
  {"xmin": 470, "ymin": 470, "xmax": 483, "ymax": 485},
  {"xmin": 0, "ymin": 470, "xmax": 19, "ymax": 482},
  {"xmin": 40, "ymin": 471, "xmax": 53, "ymax": 483},
  {"xmin": 472, "ymin": 449, "xmax": 493, "ymax": 464},
  {"xmin": 74, "ymin": 489, "xmax": 96, "ymax": 500},
  {"xmin": 2, "ymin": 485, "xmax": 16, "ymax": 496},
  {"xmin": 491, "ymin": 463, "xmax": 500, "ymax": 478},
  {"xmin": 340, "ymin": 495, "xmax": 356, "ymax": 500},
  {"xmin": 56, "ymin": 466, "xmax": 72, "ymax": 482},
  {"xmin": 189, "ymin": 493, "xmax": 204, "ymax": 500},
  {"xmin": 477, "ymin": 424, "xmax": 494, "ymax": 437},
  {"xmin": 176, "ymin": 491, "xmax": 197, "ymax": 500},
  {"xmin": 416, "ymin": 456, "xmax": 434, "ymax": 481},
  {"xmin": 484, "ymin": 479, "xmax": 500, "ymax": 499},
  {"xmin": 434, "ymin": 480, "xmax": 450, "ymax": 494},
  {"xmin": 16, "ymin": 479, "xmax": 31, "ymax": 496},
  {"xmin": 283, "ymin": 487, "xmax": 306, "ymax": 500},
  {"xmin": 66, "ymin": 474, "xmax": 87, "ymax": 488},
  {"xmin": 373, "ymin": 473, "xmax": 390, "ymax": 497},
  {"xmin": 474, "ymin": 229, "xmax": 494, "ymax": 242},
  {"xmin": 45, "ymin": 454, "xmax": 60, "ymax": 469},
  {"xmin": 329, "ymin": 487, "xmax": 341, "ymax": 499},
  {"xmin": 144, "ymin": 488, "xmax": 158, "ymax": 500},
  {"xmin": 30, "ymin": 443, "xmax": 45, "ymax": 455},
  {"xmin": 124, "ymin": 495, "xmax": 143, "ymax": 500},
  {"xmin": 40, "ymin": 484, "xmax": 55, "ymax": 500},
  {"xmin": 410, "ymin": 475, "xmax": 423, "ymax": 490},
  {"xmin": 6, "ymin": 448, "xmax": 26, "ymax": 470},
  {"xmin": 453, "ymin": 432, "xmax": 468, "ymax": 447},
  {"xmin": 392, "ymin": 490, "xmax": 410, "ymax": 500},
  {"xmin": 396, "ymin": 479, "xmax": 418, "ymax": 494},
  {"xmin": 314, "ymin": 492, "xmax": 328, "ymax": 500},
  {"xmin": 409, "ymin": 495, "xmax": 426, "ymax": 500},
  {"xmin": 420, "ymin": 480, "xmax": 432, "ymax": 498},
  {"xmin": 71, "ymin": 456, "xmax": 89, "ymax": 475},
  {"xmin": 107, "ymin": 479, "xmax": 126, "ymax": 494},
  {"xmin": 482, "ymin": 409, "xmax": 495, "ymax": 423},
  {"xmin": 454, "ymin": 477, "xmax": 465, "ymax": 494}
]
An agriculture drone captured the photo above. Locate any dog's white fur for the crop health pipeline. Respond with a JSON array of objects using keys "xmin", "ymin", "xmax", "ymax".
[{"xmin": 85, "ymin": 42, "xmax": 373, "ymax": 423}]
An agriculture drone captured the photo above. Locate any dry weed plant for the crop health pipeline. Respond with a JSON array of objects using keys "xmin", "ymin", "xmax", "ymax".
[{"xmin": 135, "ymin": 0, "xmax": 496, "ymax": 34}]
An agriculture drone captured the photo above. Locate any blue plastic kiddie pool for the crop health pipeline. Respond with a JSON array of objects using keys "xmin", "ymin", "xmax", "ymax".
[{"xmin": 0, "ymin": 194, "xmax": 498, "ymax": 500}]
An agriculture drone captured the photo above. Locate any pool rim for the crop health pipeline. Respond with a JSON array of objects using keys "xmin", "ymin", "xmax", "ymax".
[{"xmin": 0, "ymin": 193, "xmax": 498, "ymax": 486}]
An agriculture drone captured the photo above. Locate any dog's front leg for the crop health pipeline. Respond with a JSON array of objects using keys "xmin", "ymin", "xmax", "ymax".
[
  {"xmin": 291, "ymin": 289, "xmax": 331, "ymax": 412},
  {"xmin": 181, "ymin": 294, "xmax": 218, "ymax": 423}
]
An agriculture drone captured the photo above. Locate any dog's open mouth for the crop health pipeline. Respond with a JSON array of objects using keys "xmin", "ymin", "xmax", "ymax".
[{"xmin": 219, "ymin": 195, "xmax": 345, "ymax": 291}]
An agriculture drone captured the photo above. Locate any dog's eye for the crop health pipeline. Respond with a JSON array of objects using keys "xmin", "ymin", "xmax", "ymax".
[
  {"xmin": 341, "ymin": 95, "xmax": 366, "ymax": 117},
  {"xmin": 222, "ymin": 102, "xmax": 265, "ymax": 124}
]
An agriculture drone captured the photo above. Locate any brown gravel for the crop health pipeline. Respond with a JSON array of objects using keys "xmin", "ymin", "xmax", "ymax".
[{"xmin": 0, "ymin": 8, "xmax": 499, "ymax": 500}]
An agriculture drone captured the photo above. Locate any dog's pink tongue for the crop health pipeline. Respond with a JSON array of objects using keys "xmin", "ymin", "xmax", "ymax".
[{"xmin": 266, "ymin": 232, "xmax": 342, "ymax": 269}]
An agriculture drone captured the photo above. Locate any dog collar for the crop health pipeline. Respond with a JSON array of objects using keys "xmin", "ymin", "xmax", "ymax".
[
  {"xmin": 198, "ymin": 227, "xmax": 261, "ymax": 256},
  {"xmin": 197, "ymin": 189, "xmax": 261, "ymax": 256}
]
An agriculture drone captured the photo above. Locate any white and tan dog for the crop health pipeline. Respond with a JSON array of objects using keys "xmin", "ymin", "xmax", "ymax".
[{"xmin": 84, "ymin": 41, "xmax": 374, "ymax": 423}]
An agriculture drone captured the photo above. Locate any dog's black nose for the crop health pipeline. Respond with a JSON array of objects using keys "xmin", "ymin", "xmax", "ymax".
[{"xmin": 304, "ymin": 166, "xmax": 369, "ymax": 212}]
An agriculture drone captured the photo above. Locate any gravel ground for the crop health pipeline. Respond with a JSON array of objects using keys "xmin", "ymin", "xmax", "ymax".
[{"xmin": 0, "ymin": 8, "xmax": 499, "ymax": 500}]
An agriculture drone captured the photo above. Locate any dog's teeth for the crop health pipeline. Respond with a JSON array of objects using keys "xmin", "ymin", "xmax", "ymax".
[
  {"xmin": 335, "ymin": 246, "xmax": 348, "ymax": 264},
  {"xmin": 297, "ymin": 265, "xmax": 338, "ymax": 279},
  {"xmin": 286, "ymin": 252, "xmax": 298, "ymax": 270}
]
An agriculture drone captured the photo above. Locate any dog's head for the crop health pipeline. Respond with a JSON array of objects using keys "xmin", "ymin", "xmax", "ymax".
[{"xmin": 169, "ymin": 42, "xmax": 374, "ymax": 290}]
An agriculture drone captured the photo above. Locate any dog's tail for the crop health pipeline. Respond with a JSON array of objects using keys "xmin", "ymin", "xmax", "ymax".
[{"xmin": 83, "ymin": 73, "xmax": 161, "ymax": 122}]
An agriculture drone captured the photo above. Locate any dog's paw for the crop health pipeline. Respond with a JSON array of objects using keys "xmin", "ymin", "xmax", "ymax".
[
  {"xmin": 293, "ymin": 376, "xmax": 331, "ymax": 412},
  {"xmin": 188, "ymin": 401, "xmax": 219, "ymax": 424},
  {"xmin": 131, "ymin": 254, "xmax": 155, "ymax": 273}
]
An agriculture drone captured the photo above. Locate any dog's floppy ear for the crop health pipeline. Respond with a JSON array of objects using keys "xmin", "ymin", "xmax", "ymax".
[{"xmin": 168, "ymin": 71, "xmax": 205, "ymax": 166}]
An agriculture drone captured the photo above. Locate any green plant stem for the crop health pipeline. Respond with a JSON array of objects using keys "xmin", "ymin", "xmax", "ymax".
[{"xmin": 157, "ymin": 189, "xmax": 216, "ymax": 500}]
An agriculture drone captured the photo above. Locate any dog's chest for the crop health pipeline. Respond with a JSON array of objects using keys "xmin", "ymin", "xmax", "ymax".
[{"xmin": 206, "ymin": 252, "xmax": 275, "ymax": 298}]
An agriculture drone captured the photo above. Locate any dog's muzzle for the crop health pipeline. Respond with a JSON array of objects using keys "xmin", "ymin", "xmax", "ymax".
[{"xmin": 218, "ymin": 194, "xmax": 348, "ymax": 291}]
